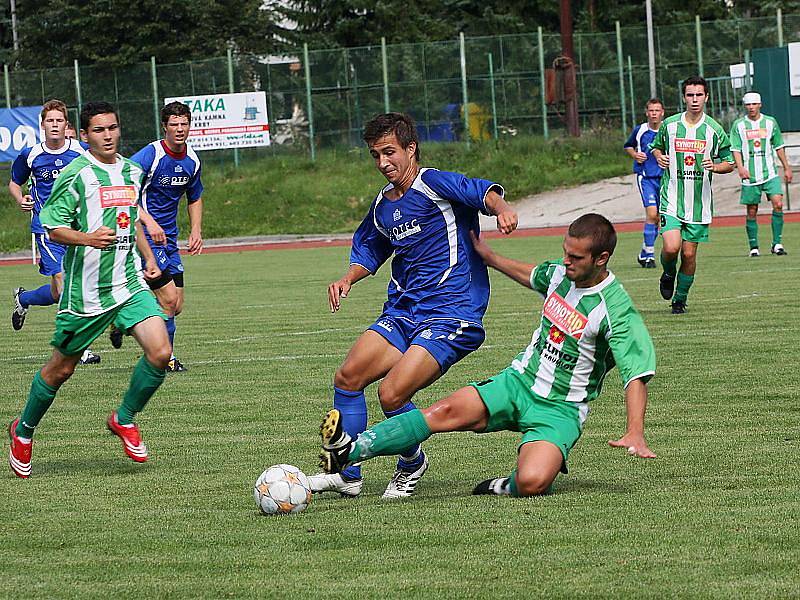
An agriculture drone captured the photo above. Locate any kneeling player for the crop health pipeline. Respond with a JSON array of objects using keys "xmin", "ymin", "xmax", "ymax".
[{"xmin": 318, "ymin": 214, "xmax": 656, "ymax": 497}]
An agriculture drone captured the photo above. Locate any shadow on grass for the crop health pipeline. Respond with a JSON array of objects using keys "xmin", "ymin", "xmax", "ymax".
[{"xmin": 35, "ymin": 457, "xmax": 150, "ymax": 477}]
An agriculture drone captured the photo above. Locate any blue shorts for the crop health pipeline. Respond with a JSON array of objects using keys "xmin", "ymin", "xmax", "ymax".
[
  {"xmin": 637, "ymin": 176, "xmax": 660, "ymax": 208},
  {"xmin": 148, "ymin": 238, "xmax": 184, "ymax": 277},
  {"xmin": 36, "ymin": 233, "xmax": 66, "ymax": 276},
  {"xmin": 368, "ymin": 315, "xmax": 485, "ymax": 374}
]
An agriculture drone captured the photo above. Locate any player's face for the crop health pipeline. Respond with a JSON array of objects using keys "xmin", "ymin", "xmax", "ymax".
[
  {"xmin": 745, "ymin": 102, "xmax": 761, "ymax": 119},
  {"xmin": 65, "ymin": 124, "xmax": 77, "ymax": 139},
  {"xmin": 683, "ymin": 84, "xmax": 708, "ymax": 115},
  {"xmin": 369, "ymin": 133, "xmax": 417, "ymax": 185},
  {"xmin": 42, "ymin": 110, "xmax": 67, "ymax": 144},
  {"xmin": 164, "ymin": 115, "xmax": 190, "ymax": 148},
  {"xmin": 562, "ymin": 235, "xmax": 608, "ymax": 286},
  {"xmin": 646, "ymin": 103, "xmax": 664, "ymax": 126},
  {"xmin": 81, "ymin": 112, "xmax": 120, "ymax": 164}
]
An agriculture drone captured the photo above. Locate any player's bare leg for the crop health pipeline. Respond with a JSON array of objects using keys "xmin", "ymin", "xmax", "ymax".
[
  {"xmin": 768, "ymin": 194, "xmax": 786, "ymax": 255},
  {"xmin": 475, "ymin": 441, "xmax": 564, "ymax": 497}
]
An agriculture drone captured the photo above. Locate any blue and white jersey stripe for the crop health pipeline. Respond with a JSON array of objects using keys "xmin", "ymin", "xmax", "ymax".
[{"xmin": 624, "ymin": 123, "xmax": 662, "ymax": 179}]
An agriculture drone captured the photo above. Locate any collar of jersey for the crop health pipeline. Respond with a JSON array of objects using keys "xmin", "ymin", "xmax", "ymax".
[
  {"xmin": 571, "ymin": 270, "xmax": 616, "ymax": 295},
  {"xmin": 160, "ymin": 139, "xmax": 187, "ymax": 159},
  {"xmin": 680, "ymin": 112, "xmax": 706, "ymax": 130},
  {"xmin": 41, "ymin": 139, "xmax": 75, "ymax": 155},
  {"xmin": 85, "ymin": 150, "xmax": 124, "ymax": 171}
]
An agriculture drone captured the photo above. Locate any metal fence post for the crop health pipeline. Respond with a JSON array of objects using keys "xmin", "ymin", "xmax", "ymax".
[
  {"xmin": 488, "ymin": 53, "xmax": 498, "ymax": 140},
  {"xmin": 777, "ymin": 8, "xmax": 784, "ymax": 47},
  {"xmin": 303, "ymin": 43, "xmax": 316, "ymax": 162},
  {"xmin": 744, "ymin": 49, "xmax": 752, "ymax": 92},
  {"xmin": 381, "ymin": 37, "xmax": 390, "ymax": 112},
  {"xmin": 227, "ymin": 47, "xmax": 240, "ymax": 167},
  {"xmin": 4, "ymin": 64, "xmax": 10, "ymax": 108},
  {"xmin": 695, "ymin": 15, "xmax": 704, "ymax": 77},
  {"xmin": 459, "ymin": 32, "xmax": 470, "ymax": 148},
  {"xmin": 538, "ymin": 27, "xmax": 548, "ymax": 140},
  {"xmin": 628, "ymin": 55, "xmax": 635, "ymax": 130},
  {"xmin": 150, "ymin": 56, "xmax": 160, "ymax": 139},
  {"xmin": 616, "ymin": 22, "xmax": 627, "ymax": 135},
  {"xmin": 74, "ymin": 59, "xmax": 82, "ymax": 115}
]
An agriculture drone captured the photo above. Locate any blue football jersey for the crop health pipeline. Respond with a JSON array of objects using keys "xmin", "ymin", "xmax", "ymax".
[
  {"xmin": 10, "ymin": 139, "xmax": 87, "ymax": 234},
  {"xmin": 350, "ymin": 168, "xmax": 503, "ymax": 324},
  {"xmin": 624, "ymin": 123, "xmax": 663, "ymax": 178},
  {"xmin": 131, "ymin": 140, "xmax": 203, "ymax": 240}
]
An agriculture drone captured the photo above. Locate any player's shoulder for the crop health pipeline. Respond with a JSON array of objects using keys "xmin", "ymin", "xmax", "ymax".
[
  {"xmin": 598, "ymin": 276, "xmax": 643, "ymax": 320},
  {"xmin": 729, "ymin": 116, "xmax": 745, "ymax": 129},
  {"xmin": 53, "ymin": 154, "xmax": 91, "ymax": 184},
  {"xmin": 703, "ymin": 115, "xmax": 727, "ymax": 135},
  {"xmin": 663, "ymin": 113, "xmax": 683, "ymax": 126},
  {"xmin": 121, "ymin": 156, "xmax": 146, "ymax": 176},
  {"xmin": 185, "ymin": 143, "xmax": 201, "ymax": 166},
  {"xmin": 763, "ymin": 114, "xmax": 780, "ymax": 126}
]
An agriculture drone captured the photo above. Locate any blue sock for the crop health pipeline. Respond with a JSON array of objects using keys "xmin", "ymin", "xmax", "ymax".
[
  {"xmin": 166, "ymin": 317, "xmax": 176, "ymax": 354},
  {"xmin": 19, "ymin": 284, "xmax": 57, "ymax": 308},
  {"xmin": 384, "ymin": 401, "xmax": 425, "ymax": 471},
  {"xmin": 643, "ymin": 223, "xmax": 658, "ymax": 258},
  {"xmin": 334, "ymin": 387, "xmax": 367, "ymax": 480}
]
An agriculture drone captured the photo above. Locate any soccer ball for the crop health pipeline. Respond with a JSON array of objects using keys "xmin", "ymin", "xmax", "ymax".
[{"xmin": 254, "ymin": 464, "xmax": 312, "ymax": 515}]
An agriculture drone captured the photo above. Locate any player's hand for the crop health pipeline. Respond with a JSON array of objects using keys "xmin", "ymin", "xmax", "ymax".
[
  {"xmin": 147, "ymin": 221, "xmax": 167, "ymax": 245},
  {"xmin": 86, "ymin": 226, "xmax": 117, "ymax": 249},
  {"xmin": 738, "ymin": 166, "xmax": 751, "ymax": 181},
  {"xmin": 470, "ymin": 230, "xmax": 495, "ymax": 265},
  {"xmin": 701, "ymin": 157, "xmax": 716, "ymax": 172},
  {"xmin": 16, "ymin": 194, "xmax": 34, "ymax": 211},
  {"xmin": 142, "ymin": 259, "xmax": 161, "ymax": 281},
  {"xmin": 655, "ymin": 154, "xmax": 670, "ymax": 169},
  {"xmin": 785, "ymin": 168, "xmax": 793, "ymax": 184},
  {"xmin": 328, "ymin": 277, "xmax": 352, "ymax": 313},
  {"xmin": 496, "ymin": 208, "xmax": 518, "ymax": 235},
  {"xmin": 188, "ymin": 229, "xmax": 203, "ymax": 255},
  {"xmin": 634, "ymin": 151, "xmax": 647, "ymax": 164},
  {"xmin": 608, "ymin": 433, "xmax": 656, "ymax": 459}
]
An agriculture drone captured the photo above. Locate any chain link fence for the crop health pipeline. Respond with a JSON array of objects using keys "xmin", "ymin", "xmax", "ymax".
[{"xmin": 1, "ymin": 11, "xmax": 797, "ymax": 162}]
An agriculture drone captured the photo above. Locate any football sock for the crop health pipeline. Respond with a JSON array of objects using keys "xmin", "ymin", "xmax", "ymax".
[
  {"xmin": 643, "ymin": 223, "xmax": 658, "ymax": 257},
  {"xmin": 745, "ymin": 218, "xmax": 759, "ymax": 249},
  {"xmin": 333, "ymin": 387, "xmax": 367, "ymax": 480},
  {"xmin": 660, "ymin": 254, "xmax": 677, "ymax": 276},
  {"xmin": 117, "ymin": 356, "xmax": 166, "ymax": 425},
  {"xmin": 673, "ymin": 272, "xmax": 694, "ymax": 303},
  {"xmin": 349, "ymin": 409, "xmax": 432, "ymax": 463},
  {"xmin": 508, "ymin": 471, "xmax": 520, "ymax": 496},
  {"xmin": 165, "ymin": 317, "xmax": 176, "ymax": 353},
  {"xmin": 16, "ymin": 370, "xmax": 59, "ymax": 438},
  {"xmin": 384, "ymin": 401, "xmax": 425, "ymax": 471},
  {"xmin": 772, "ymin": 211, "xmax": 784, "ymax": 245},
  {"xmin": 19, "ymin": 284, "xmax": 57, "ymax": 308}
]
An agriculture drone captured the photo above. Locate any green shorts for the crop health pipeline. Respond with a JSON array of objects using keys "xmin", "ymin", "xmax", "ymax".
[
  {"xmin": 51, "ymin": 291, "xmax": 166, "ymax": 356},
  {"xmin": 660, "ymin": 214, "xmax": 709, "ymax": 243},
  {"xmin": 470, "ymin": 367, "xmax": 585, "ymax": 473},
  {"xmin": 740, "ymin": 177, "xmax": 783, "ymax": 204}
]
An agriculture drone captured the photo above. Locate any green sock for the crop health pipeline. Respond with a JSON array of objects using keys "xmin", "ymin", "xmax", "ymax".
[
  {"xmin": 16, "ymin": 371, "xmax": 59, "ymax": 438},
  {"xmin": 117, "ymin": 357, "xmax": 166, "ymax": 425},
  {"xmin": 673, "ymin": 272, "xmax": 695, "ymax": 303},
  {"xmin": 772, "ymin": 211, "xmax": 784, "ymax": 245},
  {"xmin": 508, "ymin": 470, "xmax": 520, "ymax": 497},
  {"xmin": 348, "ymin": 409, "xmax": 432, "ymax": 463},
  {"xmin": 660, "ymin": 254, "xmax": 677, "ymax": 276},
  {"xmin": 746, "ymin": 218, "xmax": 759, "ymax": 249}
]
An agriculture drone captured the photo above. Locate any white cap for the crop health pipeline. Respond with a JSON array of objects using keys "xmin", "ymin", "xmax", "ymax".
[{"xmin": 742, "ymin": 92, "xmax": 761, "ymax": 104}]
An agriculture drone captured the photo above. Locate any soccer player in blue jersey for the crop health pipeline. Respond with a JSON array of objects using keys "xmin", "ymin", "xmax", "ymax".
[
  {"xmin": 309, "ymin": 112, "xmax": 518, "ymax": 499},
  {"xmin": 624, "ymin": 98, "xmax": 664, "ymax": 269},
  {"xmin": 9, "ymin": 99, "xmax": 100, "ymax": 365},
  {"xmin": 113, "ymin": 101, "xmax": 203, "ymax": 372}
]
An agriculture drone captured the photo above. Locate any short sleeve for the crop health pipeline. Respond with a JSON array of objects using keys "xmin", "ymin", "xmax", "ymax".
[
  {"xmin": 649, "ymin": 123, "xmax": 667, "ymax": 153},
  {"xmin": 623, "ymin": 128, "xmax": 638, "ymax": 149},
  {"xmin": 39, "ymin": 168, "xmax": 81, "ymax": 230},
  {"xmin": 529, "ymin": 260, "xmax": 559, "ymax": 296},
  {"xmin": 771, "ymin": 119, "xmax": 785, "ymax": 150},
  {"xmin": 715, "ymin": 129, "xmax": 733, "ymax": 163},
  {"xmin": 607, "ymin": 306, "xmax": 656, "ymax": 387},
  {"xmin": 187, "ymin": 161, "xmax": 203, "ymax": 202},
  {"xmin": 420, "ymin": 169, "xmax": 503, "ymax": 216},
  {"xmin": 349, "ymin": 199, "xmax": 393, "ymax": 274},
  {"xmin": 729, "ymin": 122, "xmax": 742, "ymax": 153},
  {"xmin": 10, "ymin": 149, "xmax": 31, "ymax": 185}
]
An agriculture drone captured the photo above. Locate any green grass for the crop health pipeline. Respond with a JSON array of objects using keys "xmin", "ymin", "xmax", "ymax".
[
  {"xmin": 0, "ymin": 131, "xmax": 628, "ymax": 252},
  {"xmin": 2, "ymin": 224, "xmax": 798, "ymax": 597}
]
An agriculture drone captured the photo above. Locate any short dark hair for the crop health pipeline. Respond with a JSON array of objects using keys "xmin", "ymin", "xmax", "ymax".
[
  {"xmin": 363, "ymin": 112, "xmax": 420, "ymax": 160},
  {"xmin": 567, "ymin": 213, "xmax": 617, "ymax": 258},
  {"xmin": 161, "ymin": 101, "xmax": 192, "ymax": 127},
  {"xmin": 682, "ymin": 76, "xmax": 708, "ymax": 95},
  {"xmin": 645, "ymin": 97, "xmax": 664, "ymax": 110},
  {"xmin": 80, "ymin": 101, "xmax": 118, "ymax": 131}
]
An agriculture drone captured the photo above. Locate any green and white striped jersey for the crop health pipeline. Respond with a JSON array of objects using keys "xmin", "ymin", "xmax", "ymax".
[
  {"xmin": 650, "ymin": 112, "xmax": 733, "ymax": 224},
  {"xmin": 40, "ymin": 152, "xmax": 147, "ymax": 317},
  {"xmin": 510, "ymin": 261, "xmax": 655, "ymax": 405},
  {"xmin": 729, "ymin": 114, "xmax": 785, "ymax": 186}
]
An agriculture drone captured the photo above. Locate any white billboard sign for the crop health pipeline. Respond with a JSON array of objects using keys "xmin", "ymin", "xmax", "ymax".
[
  {"xmin": 789, "ymin": 42, "xmax": 800, "ymax": 96},
  {"xmin": 164, "ymin": 91, "xmax": 270, "ymax": 150}
]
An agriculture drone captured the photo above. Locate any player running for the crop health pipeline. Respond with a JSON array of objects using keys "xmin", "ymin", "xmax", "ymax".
[
  {"xmin": 730, "ymin": 91, "xmax": 793, "ymax": 257},
  {"xmin": 8, "ymin": 101, "xmax": 171, "ymax": 478},
  {"xmin": 650, "ymin": 76, "xmax": 734, "ymax": 314},
  {"xmin": 110, "ymin": 101, "xmax": 204, "ymax": 372},
  {"xmin": 309, "ymin": 112, "xmax": 517, "ymax": 499},
  {"xmin": 317, "ymin": 214, "xmax": 656, "ymax": 497},
  {"xmin": 624, "ymin": 98, "xmax": 665, "ymax": 268},
  {"xmin": 9, "ymin": 99, "xmax": 100, "ymax": 365}
]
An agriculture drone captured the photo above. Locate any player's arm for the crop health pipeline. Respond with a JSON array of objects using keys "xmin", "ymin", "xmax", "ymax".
[
  {"xmin": 608, "ymin": 378, "xmax": 656, "ymax": 458},
  {"xmin": 42, "ymin": 172, "xmax": 116, "ymax": 248},
  {"xmin": 470, "ymin": 231, "xmax": 534, "ymax": 288},
  {"xmin": 328, "ymin": 264, "xmax": 371, "ymax": 313},
  {"xmin": 48, "ymin": 226, "xmax": 116, "ymax": 248},
  {"xmin": 623, "ymin": 130, "xmax": 646, "ymax": 163},
  {"xmin": 137, "ymin": 207, "xmax": 166, "ymax": 245},
  {"xmin": 702, "ymin": 131, "xmax": 735, "ymax": 174},
  {"xmin": 484, "ymin": 190, "xmax": 518, "ymax": 234},
  {"xmin": 186, "ymin": 198, "xmax": 203, "ymax": 255},
  {"xmin": 135, "ymin": 219, "xmax": 161, "ymax": 281},
  {"xmin": 9, "ymin": 153, "xmax": 33, "ymax": 211},
  {"xmin": 649, "ymin": 124, "xmax": 670, "ymax": 168},
  {"xmin": 776, "ymin": 147, "xmax": 793, "ymax": 184},
  {"xmin": 731, "ymin": 150, "xmax": 750, "ymax": 180},
  {"xmin": 8, "ymin": 180, "xmax": 33, "ymax": 211}
]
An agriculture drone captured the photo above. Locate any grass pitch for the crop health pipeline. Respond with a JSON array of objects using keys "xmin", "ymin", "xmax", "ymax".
[{"xmin": 1, "ymin": 224, "xmax": 799, "ymax": 598}]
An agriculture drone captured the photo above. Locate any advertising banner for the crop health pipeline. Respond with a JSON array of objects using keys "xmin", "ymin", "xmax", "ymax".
[{"xmin": 0, "ymin": 106, "xmax": 43, "ymax": 162}]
